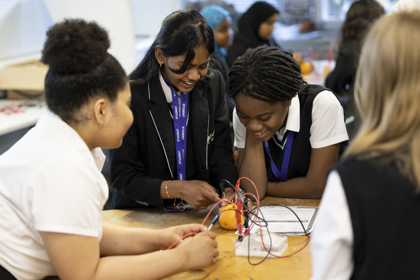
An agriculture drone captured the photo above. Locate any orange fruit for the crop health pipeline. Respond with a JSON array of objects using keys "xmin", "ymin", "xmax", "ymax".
[
  {"xmin": 300, "ymin": 61, "xmax": 312, "ymax": 75},
  {"xmin": 323, "ymin": 65, "xmax": 332, "ymax": 78},
  {"xmin": 219, "ymin": 204, "xmax": 244, "ymax": 230}
]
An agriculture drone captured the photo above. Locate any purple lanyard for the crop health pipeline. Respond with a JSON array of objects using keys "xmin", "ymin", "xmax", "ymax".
[
  {"xmin": 162, "ymin": 76, "xmax": 188, "ymax": 181},
  {"xmin": 263, "ymin": 131, "xmax": 295, "ymax": 181}
]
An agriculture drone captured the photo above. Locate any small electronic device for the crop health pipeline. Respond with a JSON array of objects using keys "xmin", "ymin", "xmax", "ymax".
[{"xmin": 235, "ymin": 230, "xmax": 288, "ymax": 257}]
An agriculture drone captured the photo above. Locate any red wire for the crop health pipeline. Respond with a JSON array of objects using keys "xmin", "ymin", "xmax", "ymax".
[
  {"xmin": 166, "ymin": 232, "xmax": 197, "ymax": 250},
  {"xmin": 166, "ymin": 177, "xmax": 311, "ymax": 258},
  {"xmin": 166, "ymin": 199, "xmax": 235, "ymax": 250},
  {"xmin": 200, "ymin": 199, "xmax": 234, "ymax": 225},
  {"xmin": 236, "ymin": 177, "xmax": 311, "ymax": 259}
]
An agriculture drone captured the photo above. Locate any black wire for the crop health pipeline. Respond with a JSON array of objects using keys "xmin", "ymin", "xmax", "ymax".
[
  {"xmin": 247, "ymin": 206, "xmax": 272, "ymax": 265},
  {"xmin": 260, "ymin": 204, "xmax": 310, "ymax": 238},
  {"xmin": 221, "ymin": 179, "xmax": 243, "ymax": 201},
  {"xmin": 220, "ymin": 180, "xmax": 310, "ymax": 264}
]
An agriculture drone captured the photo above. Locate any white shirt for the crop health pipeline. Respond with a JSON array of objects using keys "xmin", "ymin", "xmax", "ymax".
[
  {"xmin": 233, "ymin": 90, "xmax": 349, "ymax": 149},
  {"xmin": 310, "ymin": 170, "xmax": 354, "ymax": 280},
  {"xmin": 159, "ymin": 70, "xmax": 181, "ymax": 104},
  {"xmin": 0, "ymin": 113, "xmax": 108, "ymax": 280}
]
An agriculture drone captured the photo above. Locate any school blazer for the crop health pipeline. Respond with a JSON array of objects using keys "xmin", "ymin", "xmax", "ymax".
[{"xmin": 108, "ymin": 69, "xmax": 237, "ymax": 208}]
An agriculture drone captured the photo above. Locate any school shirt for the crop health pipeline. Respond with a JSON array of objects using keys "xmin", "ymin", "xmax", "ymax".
[
  {"xmin": 233, "ymin": 87, "xmax": 348, "ymax": 181},
  {"xmin": 109, "ymin": 69, "xmax": 237, "ymax": 209},
  {"xmin": 0, "ymin": 113, "xmax": 108, "ymax": 280},
  {"xmin": 310, "ymin": 171, "xmax": 353, "ymax": 280},
  {"xmin": 312, "ymin": 156, "xmax": 420, "ymax": 279}
]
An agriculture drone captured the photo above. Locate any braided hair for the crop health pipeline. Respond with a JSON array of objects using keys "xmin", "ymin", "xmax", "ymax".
[{"xmin": 227, "ymin": 45, "xmax": 303, "ymax": 103}]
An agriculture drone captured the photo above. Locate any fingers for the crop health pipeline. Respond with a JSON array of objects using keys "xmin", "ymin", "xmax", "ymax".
[
  {"xmin": 204, "ymin": 230, "xmax": 217, "ymax": 239},
  {"xmin": 200, "ymin": 185, "xmax": 220, "ymax": 203},
  {"xmin": 179, "ymin": 224, "xmax": 206, "ymax": 234}
]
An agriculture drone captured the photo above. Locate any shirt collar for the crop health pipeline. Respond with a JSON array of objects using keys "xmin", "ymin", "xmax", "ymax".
[
  {"xmin": 275, "ymin": 94, "xmax": 300, "ymax": 140},
  {"xmin": 159, "ymin": 70, "xmax": 182, "ymax": 104}
]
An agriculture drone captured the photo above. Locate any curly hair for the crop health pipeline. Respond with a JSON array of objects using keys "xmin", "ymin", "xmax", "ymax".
[
  {"xmin": 227, "ymin": 45, "xmax": 303, "ymax": 103},
  {"xmin": 41, "ymin": 19, "xmax": 127, "ymax": 123}
]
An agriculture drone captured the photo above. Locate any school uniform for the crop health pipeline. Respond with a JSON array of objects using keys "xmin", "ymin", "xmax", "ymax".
[
  {"xmin": 109, "ymin": 69, "xmax": 237, "ymax": 209},
  {"xmin": 0, "ymin": 113, "xmax": 108, "ymax": 280},
  {"xmin": 311, "ymin": 156, "xmax": 420, "ymax": 280},
  {"xmin": 233, "ymin": 84, "xmax": 348, "ymax": 182}
]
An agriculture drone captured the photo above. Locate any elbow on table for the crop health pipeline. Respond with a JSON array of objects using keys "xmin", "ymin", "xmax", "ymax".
[{"xmin": 307, "ymin": 184, "xmax": 325, "ymax": 199}]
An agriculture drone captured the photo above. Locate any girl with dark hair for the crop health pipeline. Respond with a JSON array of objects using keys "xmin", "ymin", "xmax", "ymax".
[
  {"xmin": 226, "ymin": 1, "xmax": 280, "ymax": 68},
  {"xmin": 0, "ymin": 19, "xmax": 218, "ymax": 280},
  {"xmin": 228, "ymin": 45, "xmax": 348, "ymax": 200},
  {"xmin": 109, "ymin": 10, "xmax": 237, "ymax": 210},
  {"xmin": 325, "ymin": 0, "xmax": 384, "ymax": 140}
]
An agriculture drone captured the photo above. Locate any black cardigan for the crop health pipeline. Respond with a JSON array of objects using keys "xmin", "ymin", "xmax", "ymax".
[{"xmin": 108, "ymin": 69, "xmax": 237, "ymax": 209}]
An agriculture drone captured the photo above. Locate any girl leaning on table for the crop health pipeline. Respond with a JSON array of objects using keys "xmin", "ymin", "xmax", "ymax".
[
  {"xmin": 108, "ymin": 9, "xmax": 237, "ymax": 210},
  {"xmin": 311, "ymin": 10, "xmax": 420, "ymax": 280},
  {"xmin": 228, "ymin": 45, "xmax": 348, "ymax": 200},
  {"xmin": 0, "ymin": 19, "xmax": 218, "ymax": 280}
]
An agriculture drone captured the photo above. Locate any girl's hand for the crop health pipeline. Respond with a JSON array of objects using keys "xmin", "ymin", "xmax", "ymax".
[
  {"xmin": 176, "ymin": 231, "xmax": 219, "ymax": 270},
  {"xmin": 156, "ymin": 224, "xmax": 206, "ymax": 250},
  {"xmin": 220, "ymin": 188, "xmax": 236, "ymax": 207},
  {"xmin": 181, "ymin": 180, "xmax": 220, "ymax": 209}
]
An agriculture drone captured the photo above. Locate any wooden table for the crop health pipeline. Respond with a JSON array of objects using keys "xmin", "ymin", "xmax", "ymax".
[{"xmin": 102, "ymin": 197, "xmax": 320, "ymax": 280}]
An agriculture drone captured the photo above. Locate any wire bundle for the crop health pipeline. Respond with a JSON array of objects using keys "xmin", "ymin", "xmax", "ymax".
[{"xmin": 166, "ymin": 177, "xmax": 311, "ymax": 266}]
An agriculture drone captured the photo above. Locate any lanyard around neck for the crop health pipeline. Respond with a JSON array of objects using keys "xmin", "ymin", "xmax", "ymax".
[
  {"xmin": 162, "ymin": 75, "xmax": 188, "ymax": 181},
  {"xmin": 263, "ymin": 131, "xmax": 295, "ymax": 181}
]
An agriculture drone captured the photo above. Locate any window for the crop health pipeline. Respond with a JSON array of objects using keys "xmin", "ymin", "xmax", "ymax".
[{"xmin": 0, "ymin": 0, "xmax": 53, "ymax": 61}]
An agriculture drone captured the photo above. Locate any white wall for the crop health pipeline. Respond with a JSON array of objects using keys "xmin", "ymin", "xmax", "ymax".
[
  {"xmin": 131, "ymin": 0, "xmax": 182, "ymax": 37},
  {"xmin": 44, "ymin": 0, "xmax": 137, "ymax": 74}
]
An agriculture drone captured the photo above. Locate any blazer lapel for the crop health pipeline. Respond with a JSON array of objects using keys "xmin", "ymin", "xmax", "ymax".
[
  {"xmin": 190, "ymin": 84, "xmax": 209, "ymax": 171},
  {"xmin": 148, "ymin": 80, "xmax": 176, "ymax": 179}
]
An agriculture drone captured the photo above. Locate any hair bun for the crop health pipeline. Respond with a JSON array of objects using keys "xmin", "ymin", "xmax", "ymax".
[{"xmin": 41, "ymin": 19, "xmax": 110, "ymax": 73}]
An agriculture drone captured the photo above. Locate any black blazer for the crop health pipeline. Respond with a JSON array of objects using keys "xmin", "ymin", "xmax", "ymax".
[{"xmin": 108, "ymin": 69, "xmax": 237, "ymax": 208}]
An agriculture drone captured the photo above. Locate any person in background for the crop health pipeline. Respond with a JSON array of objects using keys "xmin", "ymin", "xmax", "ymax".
[
  {"xmin": 325, "ymin": 0, "xmax": 384, "ymax": 140},
  {"xmin": 311, "ymin": 10, "xmax": 420, "ymax": 280},
  {"xmin": 200, "ymin": 4, "xmax": 235, "ymax": 121},
  {"xmin": 0, "ymin": 19, "xmax": 218, "ymax": 280},
  {"xmin": 228, "ymin": 45, "xmax": 348, "ymax": 200},
  {"xmin": 226, "ymin": 1, "xmax": 281, "ymax": 68},
  {"xmin": 200, "ymin": 4, "xmax": 233, "ymax": 78},
  {"xmin": 108, "ymin": 10, "xmax": 237, "ymax": 210}
]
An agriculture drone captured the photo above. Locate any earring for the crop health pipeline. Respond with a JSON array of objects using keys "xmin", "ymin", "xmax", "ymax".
[{"xmin": 159, "ymin": 63, "xmax": 163, "ymax": 68}]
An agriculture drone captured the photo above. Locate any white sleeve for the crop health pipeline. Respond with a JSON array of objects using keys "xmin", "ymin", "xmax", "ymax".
[
  {"xmin": 31, "ymin": 154, "xmax": 108, "ymax": 238},
  {"xmin": 310, "ymin": 90, "xmax": 349, "ymax": 148},
  {"xmin": 310, "ymin": 170, "xmax": 354, "ymax": 280},
  {"xmin": 233, "ymin": 107, "xmax": 246, "ymax": 149}
]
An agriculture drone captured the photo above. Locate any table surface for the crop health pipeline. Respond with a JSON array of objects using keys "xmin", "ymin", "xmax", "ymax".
[
  {"xmin": 0, "ymin": 100, "xmax": 48, "ymax": 136},
  {"xmin": 102, "ymin": 197, "xmax": 320, "ymax": 280}
]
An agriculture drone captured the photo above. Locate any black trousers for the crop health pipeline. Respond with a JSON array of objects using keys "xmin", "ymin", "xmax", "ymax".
[{"xmin": 0, "ymin": 264, "xmax": 16, "ymax": 280}]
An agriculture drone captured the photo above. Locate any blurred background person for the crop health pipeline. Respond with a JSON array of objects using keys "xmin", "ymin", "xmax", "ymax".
[
  {"xmin": 200, "ymin": 4, "xmax": 233, "ymax": 78},
  {"xmin": 226, "ymin": 1, "xmax": 281, "ymax": 68},
  {"xmin": 325, "ymin": 0, "xmax": 384, "ymax": 141},
  {"xmin": 200, "ymin": 5, "xmax": 235, "ymax": 121}
]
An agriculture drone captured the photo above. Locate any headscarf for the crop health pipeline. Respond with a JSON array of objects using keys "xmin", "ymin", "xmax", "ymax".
[
  {"xmin": 200, "ymin": 5, "xmax": 230, "ymax": 58},
  {"xmin": 237, "ymin": 1, "xmax": 279, "ymax": 47}
]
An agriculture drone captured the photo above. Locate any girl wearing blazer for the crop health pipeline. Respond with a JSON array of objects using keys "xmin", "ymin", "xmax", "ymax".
[{"xmin": 109, "ymin": 10, "xmax": 237, "ymax": 210}]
